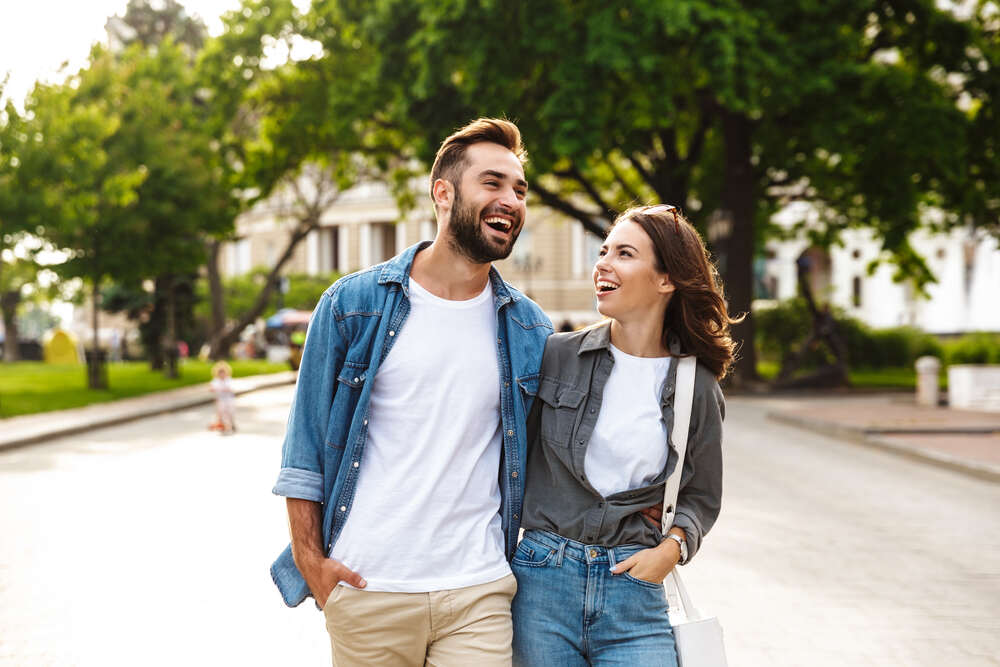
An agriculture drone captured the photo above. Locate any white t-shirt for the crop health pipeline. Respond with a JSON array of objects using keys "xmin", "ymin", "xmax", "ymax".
[
  {"xmin": 583, "ymin": 345, "xmax": 673, "ymax": 498},
  {"xmin": 330, "ymin": 278, "xmax": 510, "ymax": 592}
]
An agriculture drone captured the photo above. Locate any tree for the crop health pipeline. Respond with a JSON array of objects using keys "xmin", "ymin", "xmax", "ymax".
[
  {"xmin": 196, "ymin": 0, "xmax": 402, "ymax": 358},
  {"xmin": 17, "ymin": 76, "xmax": 147, "ymax": 387},
  {"xmin": 316, "ymin": 0, "xmax": 991, "ymax": 384},
  {"xmin": 106, "ymin": 0, "xmax": 208, "ymax": 52}
]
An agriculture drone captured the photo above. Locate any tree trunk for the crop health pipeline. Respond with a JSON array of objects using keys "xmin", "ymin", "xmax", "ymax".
[
  {"xmin": 87, "ymin": 279, "xmax": 108, "ymax": 389},
  {"xmin": 720, "ymin": 110, "xmax": 758, "ymax": 387},
  {"xmin": 162, "ymin": 274, "xmax": 179, "ymax": 379},
  {"xmin": 208, "ymin": 218, "xmax": 318, "ymax": 360},
  {"xmin": 205, "ymin": 239, "xmax": 226, "ymax": 348},
  {"xmin": 1, "ymin": 289, "xmax": 20, "ymax": 362}
]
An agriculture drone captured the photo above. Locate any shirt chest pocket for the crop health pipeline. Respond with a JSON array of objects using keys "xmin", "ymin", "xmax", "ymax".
[{"xmin": 536, "ymin": 376, "xmax": 586, "ymax": 446}]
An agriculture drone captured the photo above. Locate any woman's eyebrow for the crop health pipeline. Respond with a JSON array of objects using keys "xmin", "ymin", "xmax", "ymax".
[{"xmin": 601, "ymin": 242, "xmax": 640, "ymax": 253}]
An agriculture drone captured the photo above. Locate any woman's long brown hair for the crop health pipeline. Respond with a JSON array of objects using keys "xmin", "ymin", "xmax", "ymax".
[{"xmin": 618, "ymin": 205, "xmax": 744, "ymax": 380}]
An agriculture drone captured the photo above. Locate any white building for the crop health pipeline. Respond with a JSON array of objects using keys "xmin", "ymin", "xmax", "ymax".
[{"xmin": 761, "ymin": 204, "xmax": 1000, "ymax": 333}]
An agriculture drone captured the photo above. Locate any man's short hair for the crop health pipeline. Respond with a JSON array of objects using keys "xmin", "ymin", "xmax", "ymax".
[{"xmin": 430, "ymin": 118, "xmax": 527, "ymax": 193}]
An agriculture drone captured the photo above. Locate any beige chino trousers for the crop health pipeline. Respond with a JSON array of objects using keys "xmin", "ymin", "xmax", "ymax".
[{"xmin": 323, "ymin": 573, "xmax": 517, "ymax": 667}]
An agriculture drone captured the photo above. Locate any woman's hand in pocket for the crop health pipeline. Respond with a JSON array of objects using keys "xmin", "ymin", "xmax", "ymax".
[{"xmin": 610, "ymin": 540, "xmax": 680, "ymax": 584}]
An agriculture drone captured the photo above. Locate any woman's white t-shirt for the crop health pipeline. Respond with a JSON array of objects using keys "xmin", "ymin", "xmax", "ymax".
[{"xmin": 583, "ymin": 345, "xmax": 673, "ymax": 498}]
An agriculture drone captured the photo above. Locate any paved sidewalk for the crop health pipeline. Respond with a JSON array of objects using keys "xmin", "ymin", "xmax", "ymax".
[
  {"xmin": 0, "ymin": 370, "xmax": 297, "ymax": 451},
  {"xmin": 767, "ymin": 393, "xmax": 1000, "ymax": 482}
]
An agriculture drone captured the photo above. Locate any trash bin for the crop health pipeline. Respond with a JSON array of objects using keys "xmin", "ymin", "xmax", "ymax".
[{"xmin": 915, "ymin": 356, "xmax": 941, "ymax": 407}]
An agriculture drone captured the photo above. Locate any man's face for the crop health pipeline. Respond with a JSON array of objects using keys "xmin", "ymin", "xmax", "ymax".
[{"xmin": 443, "ymin": 142, "xmax": 527, "ymax": 264}]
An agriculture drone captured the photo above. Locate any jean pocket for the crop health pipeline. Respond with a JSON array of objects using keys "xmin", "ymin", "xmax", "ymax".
[
  {"xmin": 511, "ymin": 539, "xmax": 556, "ymax": 568},
  {"xmin": 622, "ymin": 572, "xmax": 665, "ymax": 590}
]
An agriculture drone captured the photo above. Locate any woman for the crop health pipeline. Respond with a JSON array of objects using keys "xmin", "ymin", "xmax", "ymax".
[{"xmin": 512, "ymin": 205, "xmax": 739, "ymax": 666}]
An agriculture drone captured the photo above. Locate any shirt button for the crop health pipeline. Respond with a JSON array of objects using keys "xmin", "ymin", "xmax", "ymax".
[
  {"xmin": 578, "ymin": 439, "xmax": 584, "ymax": 445},
  {"xmin": 505, "ymin": 382, "xmax": 510, "ymax": 387},
  {"xmin": 388, "ymin": 330, "xmax": 395, "ymax": 336},
  {"xmin": 511, "ymin": 471, "xmax": 518, "ymax": 478},
  {"xmin": 590, "ymin": 408, "xmax": 596, "ymax": 414},
  {"xmin": 513, "ymin": 514, "xmax": 519, "ymax": 520},
  {"xmin": 363, "ymin": 419, "xmax": 368, "ymax": 425},
  {"xmin": 353, "ymin": 377, "xmax": 359, "ymax": 383},
  {"xmin": 339, "ymin": 506, "xmax": 346, "ymax": 512},
  {"xmin": 353, "ymin": 461, "xmax": 359, "ymax": 468},
  {"xmin": 507, "ymin": 430, "xmax": 514, "ymax": 436}
]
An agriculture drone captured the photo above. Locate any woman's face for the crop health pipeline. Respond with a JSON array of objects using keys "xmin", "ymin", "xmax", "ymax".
[{"xmin": 593, "ymin": 219, "xmax": 674, "ymax": 321}]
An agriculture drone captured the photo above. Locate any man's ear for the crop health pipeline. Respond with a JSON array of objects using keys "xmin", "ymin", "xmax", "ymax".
[{"xmin": 431, "ymin": 178, "xmax": 454, "ymax": 213}]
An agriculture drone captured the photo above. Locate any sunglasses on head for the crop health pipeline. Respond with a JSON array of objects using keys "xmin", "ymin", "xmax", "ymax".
[{"xmin": 641, "ymin": 204, "xmax": 680, "ymax": 233}]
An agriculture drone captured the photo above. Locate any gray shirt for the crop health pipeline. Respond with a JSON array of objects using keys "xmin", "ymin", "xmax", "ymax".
[{"xmin": 520, "ymin": 321, "xmax": 725, "ymax": 561}]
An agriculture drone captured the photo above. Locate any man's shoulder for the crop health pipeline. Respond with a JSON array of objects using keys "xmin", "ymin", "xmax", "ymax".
[
  {"xmin": 323, "ymin": 265, "xmax": 386, "ymax": 306},
  {"xmin": 501, "ymin": 281, "xmax": 552, "ymax": 332}
]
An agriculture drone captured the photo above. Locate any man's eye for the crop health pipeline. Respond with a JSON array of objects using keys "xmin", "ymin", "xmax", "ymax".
[{"xmin": 485, "ymin": 180, "xmax": 499, "ymax": 187}]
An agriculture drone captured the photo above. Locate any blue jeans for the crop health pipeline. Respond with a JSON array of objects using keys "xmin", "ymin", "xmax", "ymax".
[{"xmin": 511, "ymin": 529, "xmax": 678, "ymax": 666}]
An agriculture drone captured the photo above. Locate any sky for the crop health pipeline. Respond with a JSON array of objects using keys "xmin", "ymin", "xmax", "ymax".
[{"xmin": 0, "ymin": 0, "xmax": 245, "ymax": 107}]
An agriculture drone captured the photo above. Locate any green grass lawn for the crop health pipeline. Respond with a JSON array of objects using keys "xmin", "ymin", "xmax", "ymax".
[
  {"xmin": 0, "ymin": 359, "xmax": 288, "ymax": 418},
  {"xmin": 756, "ymin": 360, "xmax": 945, "ymax": 390}
]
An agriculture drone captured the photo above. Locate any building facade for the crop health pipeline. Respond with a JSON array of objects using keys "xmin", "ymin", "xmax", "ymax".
[{"xmin": 219, "ymin": 179, "xmax": 604, "ymax": 328}]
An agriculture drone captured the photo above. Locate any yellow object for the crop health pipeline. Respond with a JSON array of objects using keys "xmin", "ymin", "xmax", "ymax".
[{"xmin": 43, "ymin": 329, "xmax": 81, "ymax": 364}]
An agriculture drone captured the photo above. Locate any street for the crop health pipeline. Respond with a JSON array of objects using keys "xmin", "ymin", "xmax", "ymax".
[{"xmin": 1, "ymin": 386, "xmax": 998, "ymax": 666}]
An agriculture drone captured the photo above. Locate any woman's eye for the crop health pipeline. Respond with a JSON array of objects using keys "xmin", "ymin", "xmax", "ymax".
[{"xmin": 598, "ymin": 249, "xmax": 607, "ymax": 257}]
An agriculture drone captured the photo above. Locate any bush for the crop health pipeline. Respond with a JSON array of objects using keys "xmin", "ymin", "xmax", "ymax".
[
  {"xmin": 943, "ymin": 333, "xmax": 1000, "ymax": 365},
  {"xmin": 756, "ymin": 298, "xmax": 945, "ymax": 371}
]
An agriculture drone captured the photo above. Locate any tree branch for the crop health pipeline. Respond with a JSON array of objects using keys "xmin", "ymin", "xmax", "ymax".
[{"xmin": 532, "ymin": 182, "xmax": 611, "ymax": 238}]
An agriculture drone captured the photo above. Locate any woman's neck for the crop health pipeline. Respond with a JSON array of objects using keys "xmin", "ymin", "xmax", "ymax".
[{"xmin": 609, "ymin": 317, "xmax": 669, "ymax": 358}]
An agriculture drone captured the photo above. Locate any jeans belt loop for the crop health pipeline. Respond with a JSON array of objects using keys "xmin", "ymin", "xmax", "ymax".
[{"xmin": 554, "ymin": 539, "xmax": 567, "ymax": 567}]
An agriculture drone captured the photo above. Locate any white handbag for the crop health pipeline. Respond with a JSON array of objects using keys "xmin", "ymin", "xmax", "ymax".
[{"xmin": 660, "ymin": 356, "xmax": 729, "ymax": 667}]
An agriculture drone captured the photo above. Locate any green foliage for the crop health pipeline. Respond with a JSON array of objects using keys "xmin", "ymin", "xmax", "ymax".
[
  {"xmin": 943, "ymin": 333, "xmax": 1000, "ymax": 365},
  {"xmin": 195, "ymin": 269, "xmax": 339, "ymax": 322}
]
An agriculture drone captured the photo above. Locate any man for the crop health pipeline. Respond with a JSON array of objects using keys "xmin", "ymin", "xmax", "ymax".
[{"xmin": 270, "ymin": 118, "xmax": 552, "ymax": 665}]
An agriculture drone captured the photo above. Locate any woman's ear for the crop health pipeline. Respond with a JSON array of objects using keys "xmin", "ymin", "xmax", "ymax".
[{"xmin": 658, "ymin": 274, "xmax": 676, "ymax": 296}]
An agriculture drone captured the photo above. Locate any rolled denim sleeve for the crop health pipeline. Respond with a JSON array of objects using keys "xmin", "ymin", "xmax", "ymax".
[
  {"xmin": 272, "ymin": 288, "xmax": 345, "ymax": 501},
  {"xmin": 674, "ymin": 370, "xmax": 725, "ymax": 562}
]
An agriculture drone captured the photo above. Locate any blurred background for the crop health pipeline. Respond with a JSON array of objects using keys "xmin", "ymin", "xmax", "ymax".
[{"xmin": 1, "ymin": 1, "xmax": 998, "ymax": 665}]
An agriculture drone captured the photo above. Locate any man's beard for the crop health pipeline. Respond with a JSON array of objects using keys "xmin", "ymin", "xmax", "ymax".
[{"xmin": 447, "ymin": 186, "xmax": 521, "ymax": 264}]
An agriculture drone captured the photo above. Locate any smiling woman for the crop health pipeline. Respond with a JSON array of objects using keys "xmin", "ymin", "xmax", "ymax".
[{"xmin": 512, "ymin": 204, "xmax": 738, "ymax": 666}]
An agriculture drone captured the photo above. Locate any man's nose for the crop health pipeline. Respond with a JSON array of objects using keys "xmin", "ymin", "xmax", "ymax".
[{"xmin": 497, "ymin": 186, "xmax": 520, "ymax": 210}]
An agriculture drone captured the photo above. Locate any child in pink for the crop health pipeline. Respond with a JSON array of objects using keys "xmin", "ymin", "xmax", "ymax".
[{"xmin": 210, "ymin": 361, "xmax": 236, "ymax": 434}]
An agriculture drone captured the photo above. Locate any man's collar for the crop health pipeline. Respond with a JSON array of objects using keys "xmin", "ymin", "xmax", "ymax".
[
  {"xmin": 377, "ymin": 241, "xmax": 518, "ymax": 306},
  {"xmin": 377, "ymin": 241, "xmax": 431, "ymax": 286}
]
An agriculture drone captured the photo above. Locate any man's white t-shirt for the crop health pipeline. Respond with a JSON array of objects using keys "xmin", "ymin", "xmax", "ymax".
[
  {"xmin": 584, "ymin": 345, "xmax": 673, "ymax": 498},
  {"xmin": 330, "ymin": 277, "xmax": 510, "ymax": 592}
]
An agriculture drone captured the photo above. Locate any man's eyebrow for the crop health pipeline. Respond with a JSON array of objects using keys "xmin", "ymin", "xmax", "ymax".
[{"xmin": 480, "ymin": 169, "xmax": 529, "ymax": 190}]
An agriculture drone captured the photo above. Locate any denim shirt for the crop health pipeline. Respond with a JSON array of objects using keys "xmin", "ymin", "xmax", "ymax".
[
  {"xmin": 270, "ymin": 241, "xmax": 553, "ymax": 607},
  {"xmin": 520, "ymin": 322, "xmax": 724, "ymax": 560}
]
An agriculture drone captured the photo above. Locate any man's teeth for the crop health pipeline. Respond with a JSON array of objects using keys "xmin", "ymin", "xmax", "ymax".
[
  {"xmin": 596, "ymin": 281, "xmax": 619, "ymax": 292},
  {"xmin": 484, "ymin": 217, "xmax": 512, "ymax": 231}
]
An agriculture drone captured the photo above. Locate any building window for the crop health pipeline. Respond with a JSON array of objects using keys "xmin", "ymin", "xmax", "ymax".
[{"xmin": 852, "ymin": 276, "xmax": 862, "ymax": 308}]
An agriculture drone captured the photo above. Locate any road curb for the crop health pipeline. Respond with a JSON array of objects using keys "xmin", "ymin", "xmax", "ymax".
[
  {"xmin": 0, "ymin": 371, "xmax": 297, "ymax": 453},
  {"xmin": 768, "ymin": 411, "xmax": 1000, "ymax": 484}
]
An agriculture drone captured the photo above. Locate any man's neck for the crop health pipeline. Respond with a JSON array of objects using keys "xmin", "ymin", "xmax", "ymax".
[{"xmin": 410, "ymin": 238, "xmax": 493, "ymax": 301}]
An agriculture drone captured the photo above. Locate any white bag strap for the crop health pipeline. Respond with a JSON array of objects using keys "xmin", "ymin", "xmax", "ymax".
[
  {"xmin": 664, "ymin": 569, "xmax": 702, "ymax": 622},
  {"xmin": 661, "ymin": 355, "xmax": 697, "ymax": 533}
]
